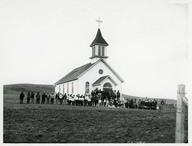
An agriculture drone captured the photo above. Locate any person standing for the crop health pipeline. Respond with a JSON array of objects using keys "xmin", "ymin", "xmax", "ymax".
[
  {"xmin": 50, "ymin": 92, "xmax": 54, "ymax": 104},
  {"xmin": 74, "ymin": 95, "xmax": 78, "ymax": 105},
  {"xmin": 103, "ymin": 98, "xmax": 107, "ymax": 107},
  {"xmin": 59, "ymin": 93, "xmax": 63, "ymax": 105},
  {"xmin": 95, "ymin": 94, "xmax": 99, "ymax": 107},
  {"xmin": 71, "ymin": 95, "xmax": 75, "ymax": 105},
  {"xmin": 98, "ymin": 91, "xmax": 102, "ymax": 106},
  {"xmin": 117, "ymin": 90, "xmax": 120, "ymax": 101},
  {"xmin": 55, "ymin": 92, "xmax": 59, "ymax": 104},
  {"xmin": 91, "ymin": 90, "xmax": 95, "ymax": 106},
  {"xmin": 87, "ymin": 95, "xmax": 91, "ymax": 106},
  {"xmin": 108, "ymin": 90, "xmax": 112, "ymax": 103},
  {"xmin": 106, "ymin": 90, "xmax": 110, "ymax": 102},
  {"xmin": 41, "ymin": 92, "xmax": 46, "ymax": 104},
  {"xmin": 46, "ymin": 93, "xmax": 50, "ymax": 104},
  {"xmin": 36, "ymin": 92, "xmax": 40, "ymax": 104},
  {"xmin": 106, "ymin": 99, "xmax": 109, "ymax": 107},
  {"xmin": 31, "ymin": 91, "xmax": 35, "ymax": 104},
  {"xmin": 84, "ymin": 94, "xmax": 88, "ymax": 106},
  {"xmin": 19, "ymin": 92, "xmax": 25, "ymax": 104},
  {"xmin": 63, "ymin": 93, "xmax": 67, "ymax": 105},
  {"xmin": 27, "ymin": 91, "xmax": 31, "ymax": 104}
]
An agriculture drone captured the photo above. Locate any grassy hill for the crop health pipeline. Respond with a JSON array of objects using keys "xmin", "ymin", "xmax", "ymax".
[
  {"xmin": 3, "ymin": 83, "xmax": 54, "ymax": 94},
  {"xmin": 3, "ymin": 84, "xmax": 186, "ymax": 143}
]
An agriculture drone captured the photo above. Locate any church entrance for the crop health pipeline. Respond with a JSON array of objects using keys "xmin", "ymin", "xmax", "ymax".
[{"xmin": 103, "ymin": 82, "xmax": 113, "ymax": 91}]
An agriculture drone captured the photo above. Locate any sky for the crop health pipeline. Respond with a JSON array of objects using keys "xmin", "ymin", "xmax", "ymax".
[{"xmin": 0, "ymin": 0, "xmax": 189, "ymax": 99}]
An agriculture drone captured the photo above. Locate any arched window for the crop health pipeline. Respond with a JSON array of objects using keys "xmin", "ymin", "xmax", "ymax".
[
  {"xmin": 67, "ymin": 83, "xmax": 69, "ymax": 94},
  {"xmin": 92, "ymin": 46, "xmax": 95, "ymax": 56},
  {"xmin": 72, "ymin": 82, "xmax": 74, "ymax": 94},
  {"xmin": 102, "ymin": 46, "xmax": 105, "ymax": 56},
  {"xmin": 59, "ymin": 85, "xmax": 61, "ymax": 93},
  {"xmin": 63, "ymin": 84, "xmax": 65, "ymax": 94},
  {"xmin": 103, "ymin": 82, "xmax": 112, "ymax": 91},
  {"xmin": 98, "ymin": 46, "xmax": 101, "ymax": 56},
  {"xmin": 85, "ymin": 82, "xmax": 90, "ymax": 93}
]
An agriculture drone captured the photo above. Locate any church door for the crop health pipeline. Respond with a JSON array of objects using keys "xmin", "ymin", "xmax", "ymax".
[{"xmin": 103, "ymin": 82, "xmax": 112, "ymax": 91}]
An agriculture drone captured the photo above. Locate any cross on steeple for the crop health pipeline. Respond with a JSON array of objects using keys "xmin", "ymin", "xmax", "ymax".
[{"xmin": 96, "ymin": 17, "xmax": 103, "ymax": 28}]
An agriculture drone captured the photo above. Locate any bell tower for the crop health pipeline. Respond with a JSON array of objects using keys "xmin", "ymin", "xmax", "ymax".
[{"xmin": 90, "ymin": 18, "xmax": 109, "ymax": 63}]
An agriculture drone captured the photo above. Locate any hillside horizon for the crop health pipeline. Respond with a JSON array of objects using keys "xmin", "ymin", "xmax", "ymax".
[{"xmin": 3, "ymin": 83, "xmax": 176, "ymax": 104}]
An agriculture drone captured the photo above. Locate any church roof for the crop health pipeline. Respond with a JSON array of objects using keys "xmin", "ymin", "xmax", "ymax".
[
  {"xmin": 90, "ymin": 29, "xmax": 109, "ymax": 47},
  {"xmin": 92, "ymin": 75, "xmax": 117, "ymax": 86},
  {"xmin": 92, "ymin": 76, "xmax": 108, "ymax": 86},
  {"xmin": 55, "ymin": 59, "xmax": 124, "ymax": 85},
  {"xmin": 55, "ymin": 63, "xmax": 94, "ymax": 85}
]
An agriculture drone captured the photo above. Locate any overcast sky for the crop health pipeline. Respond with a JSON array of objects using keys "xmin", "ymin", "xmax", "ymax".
[{"xmin": 0, "ymin": 0, "xmax": 188, "ymax": 99}]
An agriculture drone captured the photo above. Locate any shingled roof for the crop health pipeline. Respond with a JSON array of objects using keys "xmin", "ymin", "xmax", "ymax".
[
  {"xmin": 90, "ymin": 29, "xmax": 108, "ymax": 47},
  {"xmin": 55, "ymin": 62, "xmax": 94, "ymax": 85}
]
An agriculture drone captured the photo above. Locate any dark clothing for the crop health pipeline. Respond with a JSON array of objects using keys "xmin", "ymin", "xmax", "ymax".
[
  {"xmin": 51, "ymin": 98, "xmax": 54, "ymax": 104},
  {"xmin": 112, "ymin": 91, "xmax": 116, "ymax": 100},
  {"xmin": 41, "ymin": 93, "xmax": 46, "ymax": 104},
  {"xmin": 50, "ymin": 94, "xmax": 54, "ymax": 104},
  {"xmin": 36, "ymin": 93, "xmax": 40, "ymax": 104},
  {"xmin": 63, "ymin": 94, "xmax": 67, "ymax": 104},
  {"xmin": 130, "ymin": 99, "xmax": 133, "ymax": 108},
  {"xmin": 113, "ymin": 100, "xmax": 117, "ymax": 107},
  {"xmin": 19, "ymin": 92, "xmax": 25, "ymax": 104},
  {"xmin": 31, "ymin": 92, "xmax": 35, "ymax": 103},
  {"xmin": 46, "ymin": 94, "xmax": 50, "ymax": 104},
  {"xmin": 95, "ymin": 95, "xmax": 98, "ymax": 106},
  {"xmin": 59, "ymin": 98, "xmax": 63, "ymax": 105},
  {"xmin": 55, "ymin": 93, "xmax": 59, "ymax": 104},
  {"xmin": 117, "ymin": 91, "xmax": 120, "ymax": 100},
  {"xmin": 27, "ymin": 92, "xmax": 30, "ymax": 104}
]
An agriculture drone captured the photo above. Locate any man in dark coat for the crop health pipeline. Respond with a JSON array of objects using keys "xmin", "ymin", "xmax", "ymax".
[
  {"xmin": 117, "ymin": 90, "xmax": 120, "ymax": 101},
  {"xmin": 36, "ymin": 92, "xmax": 40, "ymax": 104},
  {"xmin": 63, "ymin": 93, "xmax": 67, "ymax": 105},
  {"xmin": 130, "ymin": 99, "xmax": 133, "ymax": 108},
  {"xmin": 31, "ymin": 91, "xmax": 35, "ymax": 104},
  {"xmin": 91, "ymin": 90, "xmax": 95, "ymax": 106},
  {"xmin": 46, "ymin": 93, "xmax": 50, "ymax": 104},
  {"xmin": 19, "ymin": 92, "xmax": 25, "ymax": 104},
  {"xmin": 55, "ymin": 92, "xmax": 59, "ymax": 104},
  {"xmin": 41, "ymin": 92, "xmax": 46, "ymax": 104},
  {"xmin": 27, "ymin": 91, "xmax": 31, "ymax": 104}
]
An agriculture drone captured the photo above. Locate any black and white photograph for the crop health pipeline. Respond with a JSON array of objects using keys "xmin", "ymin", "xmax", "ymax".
[{"xmin": 0, "ymin": 0, "xmax": 189, "ymax": 144}]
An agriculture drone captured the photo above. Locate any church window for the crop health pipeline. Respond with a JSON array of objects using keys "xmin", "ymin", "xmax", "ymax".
[
  {"xmin": 98, "ymin": 46, "xmax": 101, "ymax": 56},
  {"xmin": 67, "ymin": 83, "xmax": 69, "ymax": 94},
  {"xmin": 72, "ymin": 82, "xmax": 74, "ymax": 94},
  {"xmin": 59, "ymin": 85, "xmax": 61, "ymax": 93},
  {"xmin": 102, "ymin": 46, "xmax": 105, "ymax": 56},
  {"xmin": 99, "ymin": 69, "xmax": 103, "ymax": 74},
  {"xmin": 85, "ymin": 82, "xmax": 90, "ymax": 93},
  {"xmin": 63, "ymin": 84, "xmax": 65, "ymax": 94},
  {"xmin": 92, "ymin": 46, "xmax": 95, "ymax": 56}
]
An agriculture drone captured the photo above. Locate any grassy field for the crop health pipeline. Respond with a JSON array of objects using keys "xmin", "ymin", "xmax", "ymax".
[{"xmin": 3, "ymin": 84, "xmax": 187, "ymax": 143}]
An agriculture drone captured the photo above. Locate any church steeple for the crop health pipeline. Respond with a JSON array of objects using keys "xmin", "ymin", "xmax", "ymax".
[
  {"xmin": 90, "ymin": 29, "xmax": 108, "ymax": 47},
  {"xmin": 90, "ymin": 28, "xmax": 109, "ymax": 62}
]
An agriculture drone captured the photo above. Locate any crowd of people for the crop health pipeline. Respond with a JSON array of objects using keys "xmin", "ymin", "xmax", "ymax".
[
  {"xmin": 19, "ymin": 90, "xmax": 167, "ymax": 110},
  {"xmin": 124, "ymin": 98, "xmax": 165, "ymax": 110},
  {"xmin": 19, "ymin": 89, "xmax": 123, "ymax": 107},
  {"xmin": 19, "ymin": 91, "xmax": 55, "ymax": 104}
]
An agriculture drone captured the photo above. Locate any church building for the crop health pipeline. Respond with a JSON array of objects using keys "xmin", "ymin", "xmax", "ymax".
[{"xmin": 55, "ymin": 26, "xmax": 124, "ymax": 98}]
